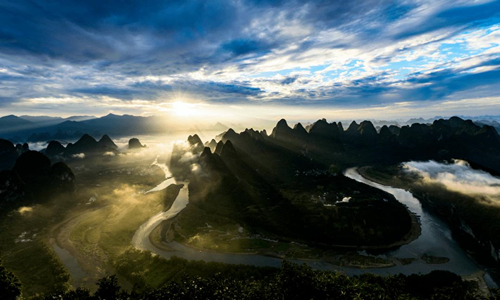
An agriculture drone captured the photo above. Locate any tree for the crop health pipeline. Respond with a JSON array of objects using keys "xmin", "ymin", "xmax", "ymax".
[
  {"xmin": 0, "ymin": 260, "xmax": 21, "ymax": 300},
  {"xmin": 95, "ymin": 275, "xmax": 123, "ymax": 300}
]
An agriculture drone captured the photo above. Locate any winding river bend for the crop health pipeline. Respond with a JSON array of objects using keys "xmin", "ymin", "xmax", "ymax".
[{"xmin": 133, "ymin": 163, "xmax": 497, "ymax": 287}]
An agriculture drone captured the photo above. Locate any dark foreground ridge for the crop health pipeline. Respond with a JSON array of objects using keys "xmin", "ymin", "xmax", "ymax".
[{"xmin": 29, "ymin": 260, "xmax": 494, "ymax": 300}]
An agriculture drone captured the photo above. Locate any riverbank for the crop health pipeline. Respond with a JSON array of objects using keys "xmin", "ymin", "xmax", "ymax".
[
  {"xmin": 355, "ymin": 165, "xmax": 498, "ymax": 289},
  {"xmin": 49, "ymin": 204, "xmax": 135, "ymax": 292},
  {"xmin": 143, "ymin": 167, "xmax": 422, "ymax": 269},
  {"xmin": 358, "ymin": 166, "xmax": 401, "ymax": 187}
]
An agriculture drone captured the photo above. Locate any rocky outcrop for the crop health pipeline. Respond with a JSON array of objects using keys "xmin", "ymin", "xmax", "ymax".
[
  {"xmin": 65, "ymin": 134, "xmax": 99, "ymax": 155},
  {"xmin": 379, "ymin": 125, "xmax": 394, "ymax": 140},
  {"xmin": 0, "ymin": 170, "xmax": 24, "ymax": 205},
  {"xmin": 128, "ymin": 138, "xmax": 146, "ymax": 149},
  {"xmin": 1, "ymin": 151, "xmax": 75, "ymax": 210},
  {"xmin": 12, "ymin": 151, "xmax": 52, "ymax": 184},
  {"xmin": 50, "ymin": 162, "xmax": 76, "ymax": 192},
  {"xmin": 199, "ymin": 147, "xmax": 228, "ymax": 175},
  {"xmin": 187, "ymin": 134, "xmax": 204, "ymax": 154},
  {"xmin": 220, "ymin": 140, "xmax": 238, "ymax": 159},
  {"xmin": 45, "ymin": 141, "xmax": 66, "ymax": 156},
  {"xmin": 388, "ymin": 125, "xmax": 401, "ymax": 135},
  {"xmin": 205, "ymin": 139, "xmax": 217, "ymax": 152},
  {"xmin": 98, "ymin": 134, "xmax": 118, "ymax": 151},
  {"xmin": 45, "ymin": 133, "xmax": 123, "ymax": 157},
  {"xmin": 358, "ymin": 121, "xmax": 378, "ymax": 138},
  {"xmin": 222, "ymin": 128, "xmax": 239, "ymax": 141},
  {"xmin": 271, "ymin": 119, "xmax": 297, "ymax": 142},
  {"xmin": 0, "ymin": 139, "xmax": 30, "ymax": 171},
  {"xmin": 345, "ymin": 121, "xmax": 359, "ymax": 136},
  {"xmin": 308, "ymin": 119, "xmax": 340, "ymax": 140},
  {"xmin": 0, "ymin": 139, "xmax": 15, "ymax": 155},
  {"xmin": 214, "ymin": 141, "xmax": 224, "ymax": 155}
]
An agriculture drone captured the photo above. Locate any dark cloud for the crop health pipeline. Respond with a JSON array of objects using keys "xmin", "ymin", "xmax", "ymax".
[
  {"xmin": 221, "ymin": 39, "xmax": 270, "ymax": 56},
  {"xmin": 280, "ymin": 76, "xmax": 298, "ymax": 85},
  {"xmin": 393, "ymin": 1, "xmax": 500, "ymax": 41}
]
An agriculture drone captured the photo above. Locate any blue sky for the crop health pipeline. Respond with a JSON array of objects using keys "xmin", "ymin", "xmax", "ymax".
[{"xmin": 1, "ymin": 0, "xmax": 500, "ymax": 118}]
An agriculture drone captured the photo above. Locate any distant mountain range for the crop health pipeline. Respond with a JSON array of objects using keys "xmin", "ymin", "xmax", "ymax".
[
  {"xmin": 0, "ymin": 114, "xmax": 231, "ymax": 143},
  {"xmin": 404, "ymin": 115, "xmax": 500, "ymax": 130},
  {"xmin": 2, "ymin": 113, "xmax": 500, "ymax": 145},
  {"xmin": 0, "ymin": 114, "xmax": 95, "ymax": 132}
]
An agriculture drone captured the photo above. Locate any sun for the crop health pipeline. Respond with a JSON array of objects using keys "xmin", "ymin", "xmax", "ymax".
[{"xmin": 172, "ymin": 101, "xmax": 195, "ymax": 116}]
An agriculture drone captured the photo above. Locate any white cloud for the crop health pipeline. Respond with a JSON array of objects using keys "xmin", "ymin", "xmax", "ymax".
[
  {"xmin": 72, "ymin": 153, "xmax": 86, "ymax": 159},
  {"xmin": 403, "ymin": 159, "xmax": 500, "ymax": 203}
]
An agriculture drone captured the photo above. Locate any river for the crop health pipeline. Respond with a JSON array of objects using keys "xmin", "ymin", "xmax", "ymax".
[{"xmin": 133, "ymin": 164, "xmax": 497, "ymax": 287}]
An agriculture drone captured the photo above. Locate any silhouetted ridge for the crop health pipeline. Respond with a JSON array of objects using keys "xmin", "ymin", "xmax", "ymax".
[
  {"xmin": 244, "ymin": 128, "xmax": 265, "ymax": 140},
  {"xmin": 388, "ymin": 125, "xmax": 401, "ymax": 135},
  {"xmin": 199, "ymin": 146, "xmax": 228, "ymax": 174},
  {"xmin": 206, "ymin": 139, "xmax": 217, "ymax": 152},
  {"xmin": 0, "ymin": 139, "xmax": 29, "ymax": 170},
  {"xmin": 188, "ymin": 134, "xmax": 204, "ymax": 154},
  {"xmin": 46, "ymin": 141, "xmax": 65, "ymax": 156},
  {"xmin": 188, "ymin": 134, "xmax": 203, "ymax": 146},
  {"xmin": 201, "ymin": 146, "xmax": 212, "ymax": 157},
  {"xmin": 448, "ymin": 116, "xmax": 465, "ymax": 127},
  {"xmin": 223, "ymin": 128, "xmax": 239, "ymax": 141},
  {"xmin": 214, "ymin": 141, "xmax": 224, "ymax": 155},
  {"xmin": 271, "ymin": 119, "xmax": 293, "ymax": 139},
  {"xmin": 220, "ymin": 140, "xmax": 238, "ymax": 159},
  {"xmin": 78, "ymin": 134, "xmax": 97, "ymax": 144},
  {"xmin": 276, "ymin": 119, "xmax": 289, "ymax": 129},
  {"xmin": 293, "ymin": 123, "xmax": 308, "ymax": 135},
  {"xmin": 308, "ymin": 119, "xmax": 340, "ymax": 139},
  {"xmin": 346, "ymin": 121, "xmax": 359, "ymax": 135},
  {"xmin": 379, "ymin": 125, "xmax": 394, "ymax": 139},
  {"xmin": 337, "ymin": 122, "xmax": 344, "ymax": 133},
  {"xmin": 475, "ymin": 125, "xmax": 500, "ymax": 146},
  {"xmin": 66, "ymin": 134, "xmax": 98, "ymax": 154},
  {"xmin": 358, "ymin": 121, "xmax": 377, "ymax": 138}
]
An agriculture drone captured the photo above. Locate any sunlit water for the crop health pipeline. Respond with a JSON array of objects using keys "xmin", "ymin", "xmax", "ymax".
[
  {"xmin": 144, "ymin": 157, "xmax": 174, "ymax": 194},
  {"xmin": 132, "ymin": 164, "xmax": 498, "ymax": 287},
  {"xmin": 52, "ymin": 242, "xmax": 87, "ymax": 288},
  {"xmin": 131, "ymin": 157, "xmax": 189, "ymax": 249},
  {"xmin": 344, "ymin": 168, "xmax": 497, "ymax": 287}
]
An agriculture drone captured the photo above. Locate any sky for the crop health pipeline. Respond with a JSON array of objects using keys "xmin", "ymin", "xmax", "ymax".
[{"xmin": 1, "ymin": 0, "xmax": 500, "ymax": 120}]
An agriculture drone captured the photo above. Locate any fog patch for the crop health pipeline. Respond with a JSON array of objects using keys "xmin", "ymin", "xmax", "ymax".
[
  {"xmin": 191, "ymin": 163, "xmax": 201, "ymax": 173},
  {"xmin": 179, "ymin": 152, "xmax": 195, "ymax": 163},
  {"xmin": 18, "ymin": 206, "xmax": 34, "ymax": 215},
  {"xmin": 403, "ymin": 159, "xmax": 500, "ymax": 202},
  {"xmin": 72, "ymin": 153, "xmax": 85, "ymax": 159},
  {"xmin": 27, "ymin": 142, "xmax": 48, "ymax": 151}
]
